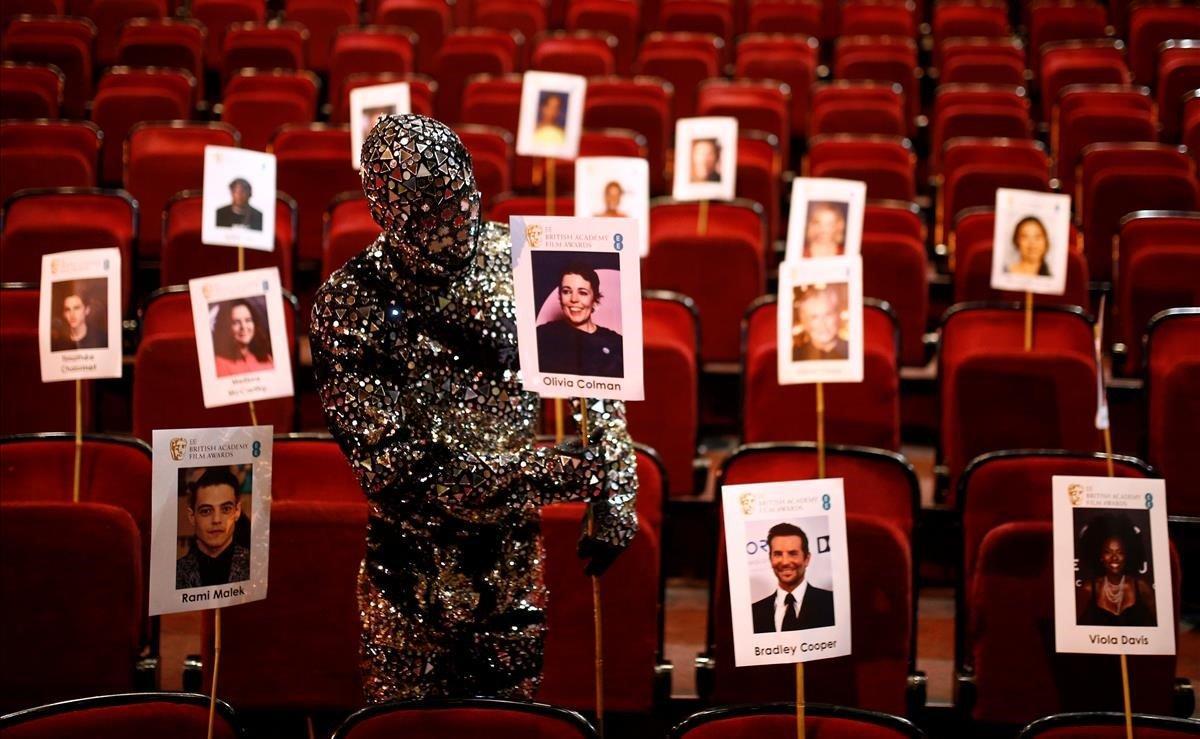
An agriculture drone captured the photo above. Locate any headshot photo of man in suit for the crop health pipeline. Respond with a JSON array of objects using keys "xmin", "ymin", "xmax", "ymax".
[
  {"xmin": 752, "ymin": 522, "xmax": 835, "ymax": 633},
  {"xmin": 215, "ymin": 177, "xmax": 263, "ymax": 231}
]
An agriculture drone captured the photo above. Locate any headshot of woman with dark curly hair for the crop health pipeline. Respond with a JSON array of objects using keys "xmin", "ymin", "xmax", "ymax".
[
  {"xmin": 211, "ymin": 297, "xmax": 274, "ymax": 378},
  {"xmin": 1074, "ymin": 512, "xmax": 1157, "ymax": 627}
]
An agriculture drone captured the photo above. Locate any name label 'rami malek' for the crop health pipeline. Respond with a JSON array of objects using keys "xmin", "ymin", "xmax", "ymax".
[{"xmin": 181, "ymin": 584, "xmax": 246, "ymax": 604}]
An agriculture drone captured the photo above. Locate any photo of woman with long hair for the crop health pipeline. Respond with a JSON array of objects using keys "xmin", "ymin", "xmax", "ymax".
[
  {"xmin": 211, "ymin": 296, "xmax": 274, "ymax": 378},
  {"xmin": 1004, "ymin": 215, "xmax": 1052, "ymax": 277},
  {"xmin": 1074, "ymin": 511, "xmax": 1157, "ymax": 627}
]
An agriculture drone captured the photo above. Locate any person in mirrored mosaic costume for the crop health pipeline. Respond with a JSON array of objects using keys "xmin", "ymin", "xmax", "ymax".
[{"xmin": 310, "ymin": 114, "xmax": 638, "ymax": 703}]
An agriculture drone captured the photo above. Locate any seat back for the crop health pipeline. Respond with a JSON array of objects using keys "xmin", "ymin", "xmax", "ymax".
[
  {"xmin": 272, "ymin": 434, "xmax": 363, "ymax": 502},
  {"xmin": 0, "ymin": 693, "xmax": 242, "ymax": 739},
  {"xmin": 431, "ymin": 28, "xmax": 522, "ymax": 123},
  {"xmin": 322, "ymin": 193, "xmax": 379, "ymax": 279},
  {"xmin": 696, "ymin": 78, "xmax": 791, "ymax": 166},
  {"xmin": 811, "ymin": 81, "xmax": 907, "ymax": 137},
  {"xmin": 671, "ymin": 703, "xmax": 925, "ymax": 738},
  {"xmin": 160, "ymin": 191, "xmax": 296, "ymax": 288},
  {"xmin": 1, "ymin": 17, "xmax": 96, "ymax": 117},
  {"xmin": 0, "ymin": 120, "xmax": 102, "ymax": 203},
  {"xmin": 1146, "ymin": 309, "xmax": 1200, "ymax": 517},
  {"xmin": 221, "ymin": 69, "xmax": 320, "ymax": 151},
  {"xmin": 734, "ymin": 34, "xmax": 819, "ymax": 137},
  {"xmin": 861, "ymin": 200, "xmax": 928, "ymax": 367},
  {"xmin": 532, "ymin": 30, "xmax": 617, "ymax": 77},
  {"xmin": 1127, "ymin": 3, "xmax": 1200, "ymax": 84},
  {"xmin": 332, "ymin": 699, "xmax": 598, "ymax": 738},
  {"xmin": 1018, "ymin": 712, "xmax": 1200, "ymax": 738},
  {"xmin": 221, "ymin": 21, "xmax": 308, "ymax": 81},
  {"xmin": 0, "ymin": 61, "xmax": 63, "ymax": 119},
  {"xmin": 635, "ymin": 31, "xmax": 723, "ymax": 120},
  {"xmin": 328, "ymin": 26, "xmax": 417, "ymax": 106},
  {"xmin": 584, "ymin": 76, "xmax": 673, "ymax": 192},
  {"xmin": 92, "ymin": 67, "xmax": 196, "ymax": 184},
  {"xmin": 270, "ymin": 124, "xmax": 360, "ymax": 264},
  {"xmin": 372, "ymin": 0, "xmax": 452, "ymax": 70}
]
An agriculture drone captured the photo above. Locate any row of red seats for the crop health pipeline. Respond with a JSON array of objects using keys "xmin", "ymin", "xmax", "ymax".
[{"xmin": 1, "ymin": 435, "xmax": 1194, "ymax": 727}]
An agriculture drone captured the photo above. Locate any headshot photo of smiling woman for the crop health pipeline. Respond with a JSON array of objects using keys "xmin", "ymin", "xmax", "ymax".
[
  {"xmin": 534, "ymin": 253, "xmax": 624, "ymax": 378},
  {"xmin": 1005, "ymin": 215, "xmax": 1052, "ymax": 277},
  {"xmin": 210, "ymin": 296, "xmax": 274, "ymax": 378},
  {"xmin": 1074, "ymin": 510, "xmax": 1157, "ymax": 628}
]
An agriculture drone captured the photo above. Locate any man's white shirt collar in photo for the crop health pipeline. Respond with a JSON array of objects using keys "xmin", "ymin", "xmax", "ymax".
[{"xmin": 773, "ymin": 579, "xmax": 809, "ymax": 632}]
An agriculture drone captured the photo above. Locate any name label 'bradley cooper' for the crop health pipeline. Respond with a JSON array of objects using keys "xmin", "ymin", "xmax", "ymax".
[{"xmin": 181, "ymin": 584, "xmax": 246, "ymax": 604}]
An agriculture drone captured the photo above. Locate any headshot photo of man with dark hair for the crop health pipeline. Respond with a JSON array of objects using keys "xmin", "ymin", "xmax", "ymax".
[
  {"xmin": 176, "ymin": 465, "xmax": 250, "ymax": 589},
  {"xmin": 535, "ymin": 255, "xmax": 624, "ymax": 378},
  {"xmin": 49, "ymin": 278, "xmax": 108, "ymax": 352},
  {"xmin": 792, "ymin": 283, "xmax": 849, "ymax": 361},
  {"xmin": 752, "ymin": 522, "xmax": 835, "ymax": 632},
  {"xmin": 689, "ymin": 138, "xmax": 721, "ymax": 183},
  {"xmin": 215, "ymin": 177, "xmax": 263, "ymax": 231},
  {"xmin": 1074, "ymin": 510, "xmax": 1157, "ymax": 627}
]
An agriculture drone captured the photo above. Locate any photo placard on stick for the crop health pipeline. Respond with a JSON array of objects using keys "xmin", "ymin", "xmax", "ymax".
[
  {"xmin": 149, "ymin": 425, "xmax": 272, "ymax": 616},
  {"xmin": 511, "ymin": 215, "xmax": 644, "ymax": 401},
  {"xmin": 575, "ymin": 156, "xmax": 650, "ymax": 257},
  {"xmin": 188, "ymin": 267, "xmax": 294, "ymax": 408},
  {"xmin": 1053, "ymin": 475, "xmax": 1174, "ymax": 655},
  {"xmin": 990, "ymin": 188, "xmax": 1070, "ymax": 296},
  {"xmin": 722, "ymin": 478, "xmax": 852, "ymax": 667},
  {"xmin": 38, "ymin": 247, "xmax": 123, "ymax": 382},
  {"xmin": 350, "ymin": 82, "xmax": 412, "ymax": 171},
  {"xmin": 784, "ymin": 178, "xmax": 867, "ymax": 262},
  {"xmin": 201, "ymin": 145, "xmax": 276, "ymax": 252},
  {"xmin": 777, "ymin": 256, "xmax": 864, "ymax": 385},
  {"xmin": 515, "ymin": 71, "xmax": 587, "ymax": 160},
  {"xmin": 671, "ymin": 117, "xmax": 738, "ymax": 202}
]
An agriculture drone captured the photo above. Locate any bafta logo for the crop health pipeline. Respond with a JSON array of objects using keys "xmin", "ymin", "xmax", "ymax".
[
  {"xmin": 169, "ymin": 438, "xmax": 188, "ymax": 462},
  {"xmin": 525, "ymin": 223, "xmax": 543, "ymax": 249},
  {"xmin": 1068, "ymin": 484, "xmax": 1083, "ymax": 506},
  {"xmin": 738, "ymin": 493, "xmax": 756, "ymax": 516}
]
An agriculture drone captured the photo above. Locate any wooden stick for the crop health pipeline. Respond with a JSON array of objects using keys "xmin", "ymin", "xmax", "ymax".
[
  {"xmin": 1120, "ymin": 653, "xmax": 1133, "ymax": 739},
  {"xmin": 1103, "ymin": 427, "xmax": 1115, "ymax": 478},
  {"xmin": 815, "ymin": 382, "xmax": 825, "ymax": 480},
  {"xmin": 207, "ymin": 607, "xmax": 222, "ymax": 739},
  {"xmin": 795, "ymin": 662, "xmax": 806, "ymax": 739},
  {"xmin": 1024, "ymin": 290, "xmax": 1034, "ymax": 352},
  {"xmin": 697, "ymin": 200, "xmax": 709, "ymax": 235},
  {"xmin": 248, "ymin": 400, "xmax": 258, "ymax": 427},
  {"xmin": 554, "ymin": 398, "xmax": 565, "ymax": 444},
  {"xmin": 546, "ymin": 158, "xmax": 556, "ymax": 216},
  {"xmin": 72, "ymin": 379, "xmax": 82, "ymax": 503},
  {"xmin": 237, "ymin": 246, "xmax": 245, "ymax": 273},
  {"xmin": 578, "ymin": 398, "xmax": 603, "ymax": 738}
]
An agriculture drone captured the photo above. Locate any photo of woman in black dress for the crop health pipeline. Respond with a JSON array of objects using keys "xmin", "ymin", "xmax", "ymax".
[
  {"xmin": 535, "ymin": 260, "xmax": 624, "ymax": 378},
  {"xmin": 1074, "ymin": 511, "xmax": 1157, "ymax": 627}
]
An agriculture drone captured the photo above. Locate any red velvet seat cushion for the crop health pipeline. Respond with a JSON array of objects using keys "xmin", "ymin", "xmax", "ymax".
[{"xmin": 0, "ymin": 698, "xmax": 240, "ymax": 739}]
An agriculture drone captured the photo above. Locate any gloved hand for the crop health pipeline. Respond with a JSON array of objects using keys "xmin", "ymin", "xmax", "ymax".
[{"xmin": 577, "ymin": 499, "xmax": 631, "ymax": 576}]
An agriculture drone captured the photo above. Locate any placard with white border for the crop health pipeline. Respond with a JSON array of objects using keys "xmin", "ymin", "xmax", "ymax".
[
  {"xmin": 1053, "ymin": 475, "xmax": 1174, "ymax": 655},
  {"xmin": 990, "ymin": 188, "xmax": 1070, "ymax": 296},
  {"xmin": 784, "ymin": 178, "xmax": 866, "ymax": 262},
  {"xmin": 149, "ymin": 425, "xmax": 272, "ymax": 616},
  {"xmin": 38, "ymin": 247, "xmax": 123, "ymax": 382},
  {"xmin": 350, "ymin": 82, "xmax": 412, "ymax": 171},
  {"xmin": 575, "ymin": 156, "xmax": 650, "ymax": 257},
  {"xmin": 189, "ymin": 268, "xmax": 294, "ymax": 408},
  {"xmin": 201, "ymin": 145, "xmax": 276, "ymax": 252},
  {"xmin": 777, "ymin": 256, "xmax": 864, "ymax": 384},
  {"xmin": 511, "ymin": 215, "xmax": 643, "ymax": 400},
  {"xmin": 722, "ymin": 478, "xmax": 852, "ymax": 666},
  {"xmin": 672, "ymin": 116, "xmax": 738, "ymax": 202},
  {"xmin": 515, "ymin": 71, "xmax": 587, "ymax": 160}
]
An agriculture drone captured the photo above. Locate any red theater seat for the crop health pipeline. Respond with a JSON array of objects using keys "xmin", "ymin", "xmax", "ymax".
[
  {"xmin": 513, "ymin": 126, "xmax": 647, "ymax": 194},
  {"xmin": 92, "ymin": 67, "xmax": 196, "ymax": 185},
  {"xmin": 272, "ymin": 433, "xmax": 363, "ymax": 502},
  {"xmin": 929, "ymin": 84, "xmax": 1032, "ymax": 177},
  {"xmin": 629, "ymin": 291, "xmax": 699, "ymax": 497},
  {"xmin": 931, "ymin": 0, "xmax": 1010, "ymax": 68},
  {"xmin": 1, "ymin": 16, "xmax": 96, "ymax": 118},
  {"xmin": 321, "ymin": 193, "xmax": 379, "ymax": 279},
  {"xmin": 537, "ymin": 507, "xmax": 661, "ymax": 712},
  {"xmin": 132, "ymin": 287, "xmax": 296, "ymax": 440},
  {"xmin": 0, "ymin": 287, "xmax": 92, "ymax": 436},
  {"xmin": 1039, "ymin": 40, "xmax": 1133, "ymax": 126},
  {"xmin": 0, "ymin": 693, "xmax": 243, "ymax": 739},
  {"xmin": 0, "ymin": 0, "xmax": 62, "ymax": 23},
  {"xmin": 454, "ymin": 123, "xmax": 513, "ymax": 212},
  {"xmin": 746, "ymin": 0, "xmax": 822, "ymax": 38},
  {"xmin": 1186, "ymin": 92, "xmax": 1200, "ymax": 165},
  {"xmin": 331, "ymin": 72, "xmax": 437, "ymax": 124},
  {"xmin": 635, "ymin": 32, "xmax": 722, "ymax": 121},
  {"xmin": 476, "ymin": 0, "xmax": 547, "ymax": 57},
  {"xmin": 1117, "ymin": 212, "xmax": 1200, "ymax": 374},
  {"xmin": 810, "ymin": 81, "xmax": 907, "ymax": 138},
  {"xmin": 566, "ymin": 0, "xmax": 639, "ymax": 74},
  {"xmin": 671, "ymin": 703, "xmax": 925, "ymax": 738},
  {"xmin": 331, "ymin": 699, "xmax": 599, "ymax": 738},
  {"xmin": 736, "ymin": 130, "xmax": 782, "ymax": 243},
  {"xmin": 645, "ymin": 198, "xmax": 766, "ymax": 365},
  {"xmin": 734, "ymin": 34, "xmax": 819, "ymax": 138},
  {"xmin": 658, "ymin": 0, "xmax": 733, "ymax": 48},
  {"xmin": 742, "ymin": 299, "xmax": 901, "ymax": 450},
  {"xmin": 0, "ymin": 503, "xmax": 142, "ymax": 713},
  {"xmin": 964, "ymin": 522, "xmax": 1181, "ymax": 725},
  {"xmin": 584, "ymin": 76, "xmax": 672, "ymax": 193},
  {"xmin": 0, "ymin": 120, "xmax": 101, "ymax": 203},
  {"xmin": 1028, "ymin": 0, "xmax": 1110, "ymax": 72},
  {"xmin": 936, "ymin": 136, "xmax": 1049, "ymax": 248},
  {"xmin": 696, "ymin": 78, "xmax": 791, "ymax": 170},
  {"xmin": 863, "ymin": 200, "xmax": 928, "ymax": 367},
  {"xmin": 841, "ymin": 0, "xmax": 917, "ymax": 37},
  {"xmin": 1158, "ymin": 41, "xmax": 1200, "ymax": 142},
  {"xmin": 220, "ymin": 21, "xmax": 308, "ymax": 81},
  {"xmin": 0, "ymin": 187, "xmax": 137, "ymax": 313},
  {"xmin": 89, "ymin": 0, "xmax": 166, "ymax": 66},
  {"xmin": 431, "ymin": 28, "xmax": 522, "ymax": 123},
  {"xmin": 192, "ymin": 0, "xmax": 266, "ymax": 71},
  {"xmin": 834, "ymin": 35, "xmax": 919, "ymax": 131},
  {"xmin": 160, "ymin": 191, "xmax": 297, "ymax": 288},
  {"xmin": 1127, "ymin": 3, "xmax": 1200, "ymax": 85},
  {"xmin": 123, "ymin": 121, "xmax": 238, "ymax": 261},
  {"xmin": 460, "ymin": 73, "xmax": 522, "ymax": 136},
  {"xmin": 200, "ymin": 500, "xmax": 367, "ymax": 711},
  {"xmin": 221, "ymin": 69, "xmax": 319, "ymax": 151},
  {"xmin": 532, "ymin": 30, "xmax": 617, "ymax": 77},
  {"xmin": 114, "ymin": 18, "xmax": 206, "ymax": 99},
  {"xmin": 806, "ymin": 134, "xmax": 916, "ymax": 202},
  {"xmin": 1146, "ymin": 309, "xmax": 1200, "ymax": 517},
  {"xmin": 938, "ymin": 305, "xmax": 1099, "ymax": 499},
  {"xmin": 484, "ymin": 193, "xmax": 574, "ymax": 220},
  {"xmin": 271, "ymin": 123, "xmax": 360, "ymax": 266},
  {"xmin": 288, "ymin": 0, "xmax": 358, "ymax": 73},
  {"xmin": 1019, "ymin": 712, "xmax": 1200, "ymax": 739},
  {"xmin": 938, "ymin": 36, "xmax": 1027, "ymax": 87},
  {"xmin": 0, "ymin": 62, "xmax": 63, "ymax": 119},
  {"xmin": 1054, "ymin": 89, "xmax": 1159, "ymax": 206},
  {"xmin": 702, "ymin": 505, "xmax": 915, "ymax": 714},
  {"xmin": 373, "ymin": 0, "xmax": 452, "ymax": 72},
  {"xmin": 328, "ymin": 26, "xmax": 417, "ymax": 108},
  {"xmin": 951, "ymin": 207, "xmax": 1088, "ymax": 308}
]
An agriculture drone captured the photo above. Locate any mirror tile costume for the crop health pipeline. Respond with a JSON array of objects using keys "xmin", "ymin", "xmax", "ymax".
[{"xmin": 310, "ymin": 114, "xmax": 638, "ymax": 702}]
